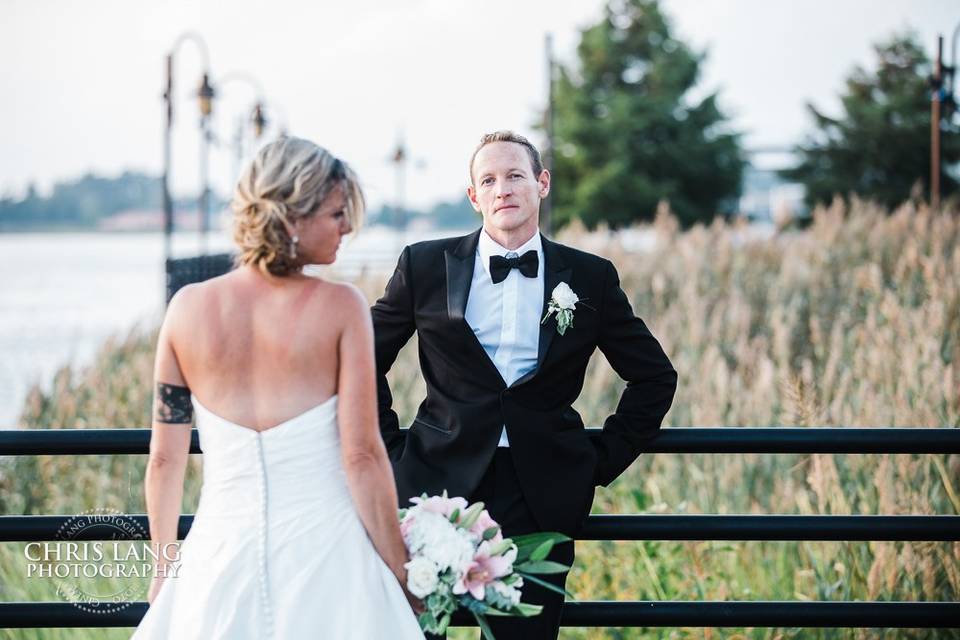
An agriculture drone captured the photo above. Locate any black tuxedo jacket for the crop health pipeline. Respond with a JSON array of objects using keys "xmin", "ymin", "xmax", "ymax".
[{"xmin": 371, "ymin": 229, "xmax": 677, "ymax": 535}]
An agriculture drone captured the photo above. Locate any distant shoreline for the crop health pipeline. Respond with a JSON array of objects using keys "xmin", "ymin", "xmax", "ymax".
[
  {"xmin": 0, "ymin": 225, "xmax": 102, "ymax": 234},
  {"xmin": 0, "ymin": 227, "xmax": 159, "ymax": 234},
  {"xmin": 0, "ymin": 226, "xmax": 227, "ymax": 235}
]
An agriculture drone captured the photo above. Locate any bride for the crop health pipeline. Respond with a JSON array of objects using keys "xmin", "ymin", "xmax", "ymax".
[{"xmin": 132, "ymin": 137, "xmax": 424, "ymax": 638}]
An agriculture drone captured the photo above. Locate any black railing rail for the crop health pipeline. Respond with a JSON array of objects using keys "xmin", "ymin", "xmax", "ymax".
[
  {"xmin": 2, "ymin": 425, "xmax": 958, "ymax": 630},
  {"xmin": 2, "ymin": 601, "xmax": 958, "ymax": 629},
  {"xmin": 3, "ymin": 427, "xmax": 959, "ymax": 456},
  {"xmin": 2, "ymin": 514, "xmax": 959, "ymax": 542},
  {"xmin": 165, "ymin": 253, "xmax": 233, "ymax": 304}
]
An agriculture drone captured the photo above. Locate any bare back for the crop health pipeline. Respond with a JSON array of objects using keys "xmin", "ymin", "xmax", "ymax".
[{"xmin": 165, "ymin": 267, "xmax": 349, "ymax": 431}]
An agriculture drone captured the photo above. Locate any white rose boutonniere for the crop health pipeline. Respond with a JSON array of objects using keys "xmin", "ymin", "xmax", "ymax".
[{"xmin": 541, "ymin": 282, "xmax": 581, "ymax": 336}]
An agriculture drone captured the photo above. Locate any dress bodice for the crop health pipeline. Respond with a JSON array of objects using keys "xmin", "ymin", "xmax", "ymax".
[{"xmin": 191, "ymin": 394, "xmax": 353, "ymax": 522}]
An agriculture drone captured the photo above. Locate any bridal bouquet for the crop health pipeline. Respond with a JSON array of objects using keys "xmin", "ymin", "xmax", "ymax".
[{"xmin": 399, "ymin": 492, "xmax": 571, "ymax": 638}]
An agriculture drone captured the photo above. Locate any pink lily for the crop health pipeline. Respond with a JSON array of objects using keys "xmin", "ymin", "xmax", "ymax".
[
  {"xmin": 452, "ymin": 541, "xmax": 517, "ymax": 600},
  {"xmin": 410, "ymin": 494, "xmax": 469, "ymax": 521}
]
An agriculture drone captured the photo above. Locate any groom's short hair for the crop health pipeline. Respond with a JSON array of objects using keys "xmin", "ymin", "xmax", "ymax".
[{"xmin": 469, "ymin": 131, "xmax": 545, "ymax": 184}]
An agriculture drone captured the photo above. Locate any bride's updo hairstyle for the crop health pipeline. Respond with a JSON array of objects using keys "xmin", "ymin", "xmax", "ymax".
[{"xmin": 232, "ymin": 136, "xmax": 364, "ymax": 277}]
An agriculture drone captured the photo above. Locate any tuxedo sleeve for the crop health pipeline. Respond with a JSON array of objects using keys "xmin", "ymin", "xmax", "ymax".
[
  {"xmin": 594, "ymin": 259, "xmax": 677, "ymax": 487},
  {"xmin": 370, "ymin": 246, "xmax": 416, "ymax": 461}
]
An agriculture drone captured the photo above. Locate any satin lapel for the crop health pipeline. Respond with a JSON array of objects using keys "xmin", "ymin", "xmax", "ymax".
[
  {"xmin": 513, "ymin": 235, "xmax": 571, "ymax": 387},
  {"xmin": 444, "ymin": 229, "xmax": 505, "ymax": 386},
  {"xmin": 444, "ymin": 229, "xmax": 479, "ymax": 322}
]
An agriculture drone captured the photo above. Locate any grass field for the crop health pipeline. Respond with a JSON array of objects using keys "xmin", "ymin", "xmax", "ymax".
[{"xmin": 1, "ymin": 199, "xmax": 958, "ymax": 639}]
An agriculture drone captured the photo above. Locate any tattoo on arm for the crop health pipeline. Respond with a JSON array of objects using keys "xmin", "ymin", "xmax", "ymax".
[{"xmin": 154, "ymin": 383, "xmax": 193, "ymax": 424}]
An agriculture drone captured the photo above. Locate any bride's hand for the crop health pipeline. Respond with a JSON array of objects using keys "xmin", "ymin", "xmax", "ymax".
[
  {"xmin": 403, "ymin": 586, "xmax": 425, "ymax": 616},
  {"xmin": 395, "ymin": 567, "xmax": 425, "ymax": 615},
  {"xmin": 147, "ymin": 574, "xmax": 166, "ymax": 604}
]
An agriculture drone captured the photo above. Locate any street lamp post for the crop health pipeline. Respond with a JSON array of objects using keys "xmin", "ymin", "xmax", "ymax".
[
  {"xmin": 161, "ymin": 32, "xmax": 213, "ymax": 271},
  {"xmin": 198, "ymin": 72, "xmax": 215, "ymax": 255},
  {"xmin": 252, "ymin": 103, "xmax": 267, "ymax": 138},
  {"xmin": 392, "ymin": 139, "xmax": 407, "ymax": 232},
  {"xmin": 946, "ymin": 22, "xmax": 960, "ymax": 118},
  {"xmin": 932, "ymin": 36, "xmax": 944, "ymax": 210},
  {"xmin": 212, "ymin": 71, "xmax": 270, "ymax": 190},
  {"xmin": 388, "ymin": 134, "xmax": 426, "ymax": 251},
  {"xmin": 931, "ymin": 24, "xmax": 960, "ymax": 210},
  {"xmin": 542, "ymin": 32, "xmax": 555, "ymax": 236},
  {"xmin": 161, "ymin": 39, "xmax": 282, "ymax": 305},
  {"xmin": 162, "ymin": 55, "xmax": 174, "ymax": 267}
]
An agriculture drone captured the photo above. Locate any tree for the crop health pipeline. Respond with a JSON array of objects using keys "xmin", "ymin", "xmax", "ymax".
[
  {"xmin": 781, "ymin": 32, "xmax": 960, "ymax": 209},
  {"xmin": 547, "ymin": 0, "xmax": 743, "ymax": 229}
]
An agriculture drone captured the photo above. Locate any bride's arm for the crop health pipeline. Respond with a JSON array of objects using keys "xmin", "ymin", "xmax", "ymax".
[
  {"xmin": 336, "ymin": 285, "xmax": 412, "ymax": 588},
  {"xmin": 145, "ymin": 291, "xmax": 194, "ymax": 603}
]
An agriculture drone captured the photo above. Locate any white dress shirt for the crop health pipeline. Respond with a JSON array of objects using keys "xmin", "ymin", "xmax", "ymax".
[{"xmin": 464, "ymin": 229, "xmax": 545, "ymax": 447}]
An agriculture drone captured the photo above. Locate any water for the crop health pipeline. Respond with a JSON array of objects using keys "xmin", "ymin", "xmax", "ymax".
[{"xmin": 0, "ymin": 227, "xmax": 466, "ymax": 426}]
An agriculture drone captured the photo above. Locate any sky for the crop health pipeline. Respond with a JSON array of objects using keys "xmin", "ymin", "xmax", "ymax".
[{"xmin": 1, "ymin": 0, "xmax": 957, "ymax": 210}]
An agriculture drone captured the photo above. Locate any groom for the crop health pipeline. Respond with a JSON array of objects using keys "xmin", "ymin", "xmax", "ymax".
[{"xmin": 372, "ymin": 131, "xmax": 677, "ymax": 638}]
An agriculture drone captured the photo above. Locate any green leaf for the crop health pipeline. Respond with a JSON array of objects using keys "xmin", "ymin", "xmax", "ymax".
[
  {"xmin": 474, "ymin": 612, "xmax": 497, "ymax": 640},
  {"xmin": 516, "ymin": 571, "xmax": 574, "ymax": 598},
  {"xmin": 449, "ymin": 508, "xmax": 460, "ymax": 523},
  {"xmin": 514, "ymin": 532, "xmax": 570, "ymax": 560},
  {"xmin": 528, "ymin": 539, "xmax": 555, "ymax": 562},
  {"xmin": 513, "ymin": 602, "xmax": 544, "ymax": 617},
  {"xmin": 515, "ymin": 560, "xmax": 569, "ymax": 574},
  {"xmin": 417, "ymin": 611, "xmax": 435, "ymax": 630},
  {"xmin": 513, "ymin": 532, "xmax": 571, "ymax": 547}
]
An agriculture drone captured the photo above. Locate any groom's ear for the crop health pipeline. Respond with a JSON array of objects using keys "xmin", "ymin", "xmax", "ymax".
[
  {"xmin": 466, "ymin": 185, "xmax": 482, "ymax": 213},
  {"xmin": 537, "ymin": 169, "xmax": 551, "ymax": 200}
]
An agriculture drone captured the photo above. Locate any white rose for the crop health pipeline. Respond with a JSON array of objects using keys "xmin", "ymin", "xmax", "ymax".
[
  {"xmin": 551, "ymin": 282, "xmax": 579, "ymax": 310},
  {"xmin": 405, "ymin": 557, "xmax": 440, "ymax": 598},
  {"xmin": 407, "ymin": 511, "xmax": 475, "ymax": 575},
  {"xmin": 425, "ymin": 532, "xmax": 474, "ymax": 576}
]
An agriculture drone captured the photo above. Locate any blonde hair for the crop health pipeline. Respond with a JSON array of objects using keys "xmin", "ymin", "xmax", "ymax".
[
  {"xmin": 231, "ymin": 136, "xmax": 364, "ymax": 276},
  {"xmin": 469, "ymin": 130, "xmax": 545, "ymax": 184}
]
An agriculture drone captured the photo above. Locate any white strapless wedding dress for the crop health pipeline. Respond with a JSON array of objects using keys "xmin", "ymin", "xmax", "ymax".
[{"xmin": 132, "ymin": 394, "xmax": 424, "ymax": 639}]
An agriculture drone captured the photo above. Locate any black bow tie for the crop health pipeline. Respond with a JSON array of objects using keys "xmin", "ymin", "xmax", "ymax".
[{"xmin": 489, "ymin": 250, "xmax": 539, "ymax": 284}]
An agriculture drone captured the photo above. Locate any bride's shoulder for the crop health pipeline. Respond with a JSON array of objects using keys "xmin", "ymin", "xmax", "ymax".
[
  {"xmin": 157, "ymin": 281, "xmax": 208, "ymax": 347},
  {"xmin": 295, "ymin": 276, "xmax": 368, "ymax": 315},
  {"xmin": 162, "ymin": 270, "xmax": 240, "ymax": 332},
  {"xmin": 321, "ymin": 281, "xmax": 370, "ymax": 321},
  {"xmin": 164, "ymin": 272, "xmax": 228, "ymax": 314},
  {"xmin": 164, "ymin": 280, "xmax": 204, "ymax": 320}
]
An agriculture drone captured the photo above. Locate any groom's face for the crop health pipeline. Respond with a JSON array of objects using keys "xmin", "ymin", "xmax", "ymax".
[{"xmin": 467, "ymin": 141, "xmax": 550, "ymax": 237}]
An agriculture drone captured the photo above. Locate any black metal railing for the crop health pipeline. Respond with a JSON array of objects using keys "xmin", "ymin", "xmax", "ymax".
[
  {"xmin": 165, "ymin": 253, "xmax": 233, "ymax": 304},
  {"xmin": 1, "ymin": 426, "xmax": 958, "ymax": 630}
]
